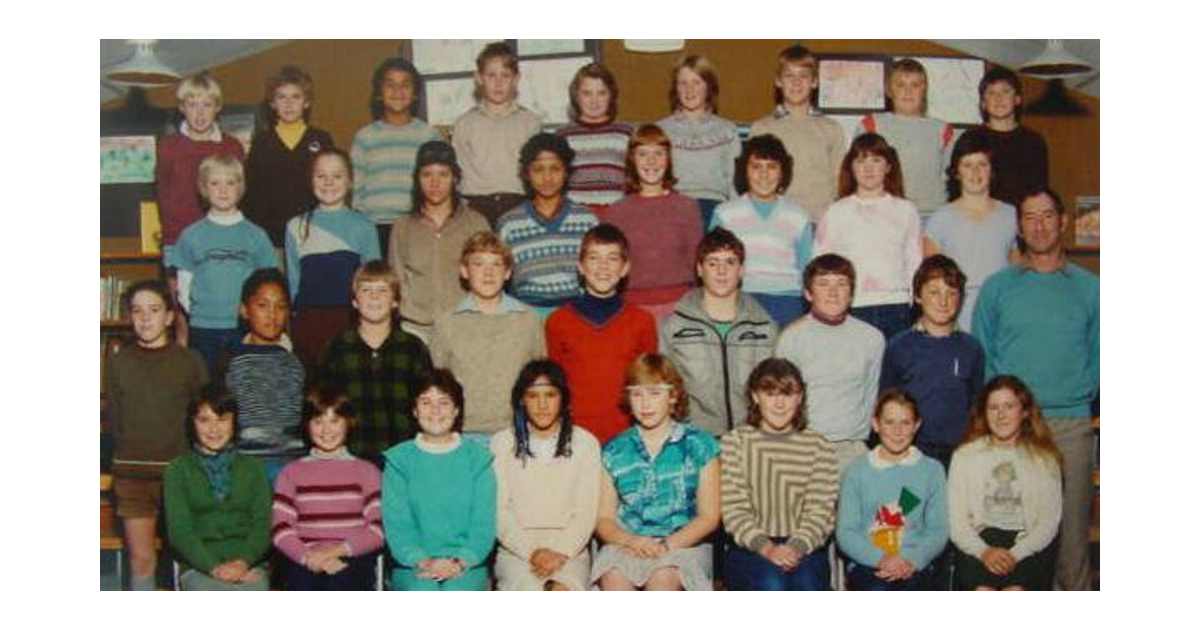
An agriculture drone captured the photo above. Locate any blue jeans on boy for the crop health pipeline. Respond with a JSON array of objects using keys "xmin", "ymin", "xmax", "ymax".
[
  {"xmin": 188, "ymin": 326, "xmax": 242, "ymax": 376},
  {"xmin": 749, "ymin": 293, "xmax": 808, "ymax": 328},
  {"xmin": 724, "ymin": 540, "xmax": 830, "ymax": 591},
  {"xmin": 851, "ymin": 303, "xmax": 914, "ymax": 340},
  {"xmin": 847, "ymin": 561, "xmax": 936, "ymax": 591}
]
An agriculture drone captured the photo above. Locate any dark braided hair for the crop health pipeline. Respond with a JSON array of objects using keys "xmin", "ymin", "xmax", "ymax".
[{"xmin": 509, "ymin": 360, "xmax": 574, "ymax": 463}]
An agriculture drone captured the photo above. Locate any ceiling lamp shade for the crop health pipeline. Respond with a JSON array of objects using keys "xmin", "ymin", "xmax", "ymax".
[
  {"xmin": 624, "ymin": 40, "xmax": 685, "ymax": 53},
  {"xmin": 106, "ymin": 40, "xmax": 180, "ymax": 86},
  {"xmin": 1019, "ymin": 40, "xmax": 1093, "ymax": 78}
]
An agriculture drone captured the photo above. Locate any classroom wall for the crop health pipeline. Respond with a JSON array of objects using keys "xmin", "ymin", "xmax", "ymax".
[{"xmin": 102, "ymin": 39, "xmax": 1099, "ymax": 271}]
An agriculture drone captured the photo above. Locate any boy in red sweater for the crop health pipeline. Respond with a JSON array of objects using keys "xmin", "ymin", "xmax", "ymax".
[{"xmin": 546, "ymin": 224, "xmax": 656, "ymax": 444}]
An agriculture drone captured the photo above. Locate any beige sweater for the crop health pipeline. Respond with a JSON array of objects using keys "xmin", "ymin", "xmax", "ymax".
[
  {"xmin": 490, "ymin": 427, "xmax": 602, "ymax": 561},
  {"xmin": 750, "ymin": 110, "xmax": 846, "ymax": 221},
  {"xmin": 429, "ymin": 295, "xmax": 546, "ymax": 433},
  {"xmin": 388, "ymin": 205, "xmax": 491, "ymax": 333},
  {"xmin": 452, "ymin": 104, "xmax": 543, "ymax": 196}
]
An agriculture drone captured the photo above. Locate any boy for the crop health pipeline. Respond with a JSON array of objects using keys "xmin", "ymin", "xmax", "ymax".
[
  {"xmin": 429, "ymin": 232, "xmax": 546, "ymax": 442},
  {"xmin": 953, "ymin": 66, "xmax": 1048, "ymax": 207},
  {"xmin": 546, "ymin": 224, "xmax": 657, "ymax": 444},
  {"xmin": 773, "ymin": 254, "xmax": 884, "ymax": 473},
  {"xmin": 218, "ymin": 269, "xmax": 306, "ymax": 485},
  {"xmin": 453, "ymin": 42, "xmax": 544, "ymax": 228},
  {"xmin": 157, "ymin": 72, "xmax": 247, "ymax": 255},
  {"xmin": 351, "ymin": 57, "xmax": 441, "ymax": 253},
  {"xmin": 317, "ymin": 260, "xmax": 432, "ymax": 467},
  {"xmin": 173, "ymin": 154, "xmax": 277, "ymax": 375},
  {"xmin": 243, "ymin": 64, "xmax": 335, "ymax": 250},
  {"xmin": 750, "ymin": 45, "xmax": 845, "ymax": 222},
  {"xmin": 497, "ymin": 133, "xmax": 599, "ymax": 315},
  {"xmin": 660, "ymin": 228, "xmax": 778, "ymax": 435},
  {"xmin": 879, "ymin": 255, "xmax": 984, "ymax": 470},
  {"xmin": 855, "ymin": 58, "xmax": 955, "ymax": 216}
]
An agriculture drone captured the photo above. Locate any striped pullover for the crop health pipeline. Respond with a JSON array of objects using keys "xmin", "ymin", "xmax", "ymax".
[
  {"xmin": 719, "ymin": 425, "xmax": 838, "ymax": 555},
  {"xmin": 557, "ymin": 121, "xmax": 635, "ymax": 207},
  {"xmin": 350, "ymin": 119, "xmax": 441, "ymax": 224},
  {"xmin": 223, "ymin": 342, "xmax": 306, "ymax": 459},
  {"xmin": 496, "ymin": 200, "xmax": 599, "ymax": 307},
  {"xmin": 271, "ymin": 450, "xmax": 384, "ymax": 563}
]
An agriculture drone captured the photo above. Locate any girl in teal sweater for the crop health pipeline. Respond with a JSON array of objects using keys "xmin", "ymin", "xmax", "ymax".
[{"xmin": 382, "ymin": 369, "xmax": 496, "ymax": 590}]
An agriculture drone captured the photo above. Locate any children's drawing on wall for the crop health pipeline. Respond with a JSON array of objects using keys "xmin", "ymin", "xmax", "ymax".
[
  {"xmin": 818, "ymin": 58, "xmax": 886, "ymax": 111},
  {"xmin": 100, "ymin": 136, "xmax": 156, "ymax": 184}
]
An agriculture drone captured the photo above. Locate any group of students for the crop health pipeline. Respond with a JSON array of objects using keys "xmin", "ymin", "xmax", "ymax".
[{"xmin": 104, "ymin": 40, "xmax": 1097, "ymax": 591}]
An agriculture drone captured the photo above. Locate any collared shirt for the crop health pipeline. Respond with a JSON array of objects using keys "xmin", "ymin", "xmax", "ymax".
[
  {"xmin": 317, "ymin": 327, "xmax": 432, "ymax": 460},
  {"xmin": 452, "ymin": 293, "xmax": 529, "ymax": 315},
  {"xmin": 602, "ymin": 422, "xmax": 719, "ymax": 537}
]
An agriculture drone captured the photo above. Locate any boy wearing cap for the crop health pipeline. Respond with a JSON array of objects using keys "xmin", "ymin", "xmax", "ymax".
[{"xmin": 389, "ymin": 140, "xmax": 491, "ymax": 342}]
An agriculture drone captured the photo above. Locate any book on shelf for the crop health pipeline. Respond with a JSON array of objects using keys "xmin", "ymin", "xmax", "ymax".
[{"xmin": 99, "ymin": 275, "xmax": 131, "ymax": 323}]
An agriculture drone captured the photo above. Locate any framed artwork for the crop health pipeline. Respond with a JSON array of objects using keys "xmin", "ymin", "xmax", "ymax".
[
  {"xmin": 903, "ymin": 56, "xmax": 986, "ymax": 124},
  {"xmin": 100, "ymin": 136, "xmax": 155, "ymax": 184},
  {"xmin": 413, "ymin": 39, "xmax": 502, "ymax": 75},
  {"xmin": 425, "ymin": 77, "xmax": 478, "ymax": 126},
  {"xmin": 1074, "ymin": 196, "xmax": 1100, "ymax": 248},
  {"xmin": 818, "ymin": 55, "xmax": 888, "ymax": 113},
  {"xmin": 518, "ymin": 40, "xmax": 586, "ymax": 57},
  {"xmin": 517, "ymin": 56, "xmax": 594, "ymax": 124}
]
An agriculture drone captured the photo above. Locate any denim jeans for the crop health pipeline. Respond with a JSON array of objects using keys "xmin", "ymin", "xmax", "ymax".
[
  {"xmin": 188, "ymin": 326, "xmax": 243, "ymax": 376},
  {"xmin": 724, "ymin": 541, "xmax": 830, "ymax": 591},
  {"xmin": 749, "ymin": 293, "xmax": 808, "ymax": 328},
  {"xmin": 851, "ymin": 303, "xmax": 914, "ymax": 341}
]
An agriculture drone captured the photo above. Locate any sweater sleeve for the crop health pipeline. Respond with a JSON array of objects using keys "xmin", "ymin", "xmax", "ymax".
[
  {"xmin": 901, "ymin": 201, "xmax": 923, "ymax": 290},
  {"xmin": 342, "ymin": 462, "xmax": 385, "ymax": 557},
  {"xmin": 794, "ymin": 220, "xmax": 815, "ymax": 273},
  {"xmin": 450, "ymin": 447, "xmax": 497, "ymax": 567},
  {"xmin": 947, "ymin": 446, "xmax": 989, "ymax": 558},
  {"xmin": 971, "ymin": 281, "xmax": 1000, "ymax": 382},
  {"xmin": 270, "ymin": 464, "xmax": 308, "ymax": 564},
  {"xmin": 350, "ymin": 129, "xmax": 368, "ymax": 212},
  {"xmin": 491, "ymin": 436, "xmax": 536, "ymax": 561},
  {"xmin": 284, "ymin": 219, "xmax": 302, "ymax": 300},
  {"xmin": 163, "ymin": 459, "xmax": 222, "ymax": 573},
  {"xmin": 719, "ymin": 432, "xmax": 772, "ymax": 553},
  {"xmin": 253, "ymin": 228, "xmax": 278, "ymax": 270},
  {"xmin": 553, "ymin": 433, "xmax": 602, "ymax": 558},
  {"xmin": 1008, "ymin": 455, "xmax": 1062, "ymax": 561},
  {"xmin": 900, "ymin": 463, "xmax": 949, "ymax": 570},
  {"xmin": 382, "ymin": 452, "xmax": 428, "ymax": 566},
  {"xmin": 835, "ymin": 460, "xmax": 886, "ymax": 567},
  {"xmin": 787, "ymin": 436, "xmax": 838, "ymax": 555},
  {"xmin": 234, "ymin": 458, "xmax": 273, "ymax": 567},
  {"xmin": 879, "ymin": 342, "xmax": 902, "ymax": 393}
]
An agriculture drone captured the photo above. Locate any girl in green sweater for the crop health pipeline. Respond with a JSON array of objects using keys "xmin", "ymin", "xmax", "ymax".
[{"xmin": 163, "ymin": 385, "xmax": 272, "ymax": 590}]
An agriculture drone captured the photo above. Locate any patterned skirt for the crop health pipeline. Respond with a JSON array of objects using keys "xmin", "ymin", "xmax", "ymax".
[{"xmin": 590, "ymin": 542, "xmax": 713, "ymax": 591}]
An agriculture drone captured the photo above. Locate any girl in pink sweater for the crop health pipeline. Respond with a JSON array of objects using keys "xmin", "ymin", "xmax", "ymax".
[{"xmin": 272, "ymin": 386, "xmax": 384, "ymax": 590}]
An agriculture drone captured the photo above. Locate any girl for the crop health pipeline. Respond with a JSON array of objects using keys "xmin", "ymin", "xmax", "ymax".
[
  {"xmin": 592, "ymin": 353, "xmax": 721, "ymax": 591},
  {"xmin": 222, "ymin": 269, "xmax": 306, "ymax": 485},
  {"xmin": 814, "ymin": 132, "xmax": 922, "ymax": 339},
  {"xmin": 556, "ymin": 63, "xmax": 635, "ymax": 216},
  {"xmin": 272, "ymin": 386, "xmax": 384, "ymax": 590},
  {"xmin": 163, "ymin": 385, "xmax": 272, "ymax": 591},
  {"xmin": 711, "ymin": 134, "xmax": 815, "ymax": 326},
  {"xmin": 243, "ymin": 65, "xmax": 335, "ymax": 249},
  {"xmin": 105, "ymin": 280, "xmax": 208, "ymax": 590},
  {"xmin": 949, "ymin": 375, "xmax": 1062, "ymax": 591},
  {"xmin": 603, "ymin": 124, "xmax": 705, "ymax": 323},
  {"xmin": 388, "ymin": 140, "xmax": 490, "ymax": 341},
  {"xmin": 382, "ymin": 369, "xmax": 496, "ymax": 590},
  {"xmin": 656, "ymin": 55, "xmax": 739, "ymax": 228},
  {"xmin": 720, "ymin": 358, "xmax": 837, "ymax": 591},
  {"xmin": 837, "ymin": 389, "xmax": 948, "ymax": 591},
  {"xmin": 496, "ymin": 133, "xmax": 599, "ymax": 315},
  {"xmin": 925, "ymin": 132, "xmax": 1018, "ymax": 331},
  {"xmin": 285, "ymin": 148, "xmax": 381, "ymax": 367},
  {"xmin": 491, "ymin": 360, "xmax": 602, "ymax": 591}
]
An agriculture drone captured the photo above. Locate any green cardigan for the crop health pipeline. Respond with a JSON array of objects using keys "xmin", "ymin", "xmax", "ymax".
[{"xmin": 163, "ymin": 451, "xmax": 272, "ymax": 573}]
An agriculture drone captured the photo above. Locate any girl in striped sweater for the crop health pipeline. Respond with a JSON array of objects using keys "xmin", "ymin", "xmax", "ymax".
[
  {"xmin": 720, "ymin": 357, "xmax": 838, "ymax": 590},
  {"xmin": 272, "ymin": 386, "xmax": 384, "ymax": 590}
]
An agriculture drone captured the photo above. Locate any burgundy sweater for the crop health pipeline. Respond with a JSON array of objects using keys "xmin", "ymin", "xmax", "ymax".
[
  {"xmin": 156, "ymin": 132, "xmax": 246, "ymax": 246},
  {"xmin": 603, "ymin": 191, "xmax": 704, "ymax": 305}
]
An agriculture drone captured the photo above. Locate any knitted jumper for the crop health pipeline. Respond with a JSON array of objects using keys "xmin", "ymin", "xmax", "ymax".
[
  {"xmin": 815, "ymin": 193, "xmax": 922, "ymax": 308},
  {"xmin": 924, "ymin": 201, "xmax": 1018, "ymax": 332},
  {"xmin": 243, "ymin": 125, "xmax": 335, "ymax": 245},
  {"xmin": 350, "ymin": 119, "xmax": 441, "ymax": 224},
  {"xmin": 657, "ymin": 112, "xmax": 740, "ymax": 202},
  {"xmin": 955, "ymin": 126, "xmax": 1048, "ymax": 207},
  {"xmin": 711, "ymin": 194, "xmax": 815, "ymax": 295},
  {"xmin": 223, "ymin": 342, "xmax": 306, "ymax": 459},
  {"xmin": 880, "ymin": 326, "xmax": 985, "ymax": 452},
  {"xmin": 155, "ymin": 129, "xmax": 246, "ymax": 246},
  {"xmin": 172, "ymin": 213, "xmax": 278, "ymax": 329},
  {"xmin": 285, "ymin": 206, "xmax": 381, "ymax": 307},
  {"xmin": 496, "ymin": 200, "xmax": 598, "ymax": 307},
  {"xmin": 750, "ymin": 108, "xmax": 845, "ymax": 220},
  {"xmin": 164, "ymin": 451, "xmax": 272, "ymax": 573},
  {"xmin": 388, "ymin": 204, "xmax": 491, "ymax": 329},
  {"xmin": 603, "ymin": 191, "xmax": 704, "ymax": 305},
  {"xmin": 271, "ymin": 452, "xmax": 384, "ymax": 563},
  {"xmin": 856, "ymin": 113, "xmax": 954, "ymax": 214},
  {"xmin": 557, "ymin": 121, "xmax": 635, "ymax": 207},
  {"xmin": 720, "ymin": 426, "xmax": 838, "ymax": 555},
  {"xmin": 452, "ymin": 104, "xmax": 543, "ymax": 196},
  {"xmin": 546, "ymin": 299, "xmax": 657, "ymax": 444}
]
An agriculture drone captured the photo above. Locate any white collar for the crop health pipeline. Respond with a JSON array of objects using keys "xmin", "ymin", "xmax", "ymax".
[
  {"xmin": 207, "ymin": 209, "xmax": 244, "ymax": 226},
  {"xmin": 416, "ymin": 433, "xmax": 462, "ymax": 454},
  {"xmin": 179, "ymin": 120, "xmax": 223, "ymax": 142},
  {"xmin": 867, "ymin": 445, "xmax": 923, "ymax": 469}
]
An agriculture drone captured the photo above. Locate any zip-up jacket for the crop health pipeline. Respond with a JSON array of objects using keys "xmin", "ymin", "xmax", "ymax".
[{"xmin": 660, "ymin": 288, "xmax": 778, "ymax": 435}]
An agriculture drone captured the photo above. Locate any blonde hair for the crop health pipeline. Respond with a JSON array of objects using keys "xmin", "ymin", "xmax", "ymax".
[
  {"xmin": 351, "ymin": 260, "xmax": 401, "ymax": 305},
  {"xmin": 196, "ymin": 154, "xmax": 245, "ymax": 201},
  {"xmin": 622, "ymin": 353, "xmax": 689, "ymax": 420},
  {"xmin": 460, "ymin": 231, "xmax": 513, "ymax": 268},
  {"xmin": 175, "ymin": 72, "xmax": 224, "ymax": 109}
]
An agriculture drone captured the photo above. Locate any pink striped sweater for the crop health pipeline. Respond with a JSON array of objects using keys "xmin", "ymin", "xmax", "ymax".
[{"xmin": 271, "ymin": 452, "xmax": 384, "ymax": 563}]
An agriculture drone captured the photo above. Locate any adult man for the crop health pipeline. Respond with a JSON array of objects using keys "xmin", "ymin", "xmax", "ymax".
[{"xmin": 973, "ymin": 187, "xmax": 1100, "ymax": 591}]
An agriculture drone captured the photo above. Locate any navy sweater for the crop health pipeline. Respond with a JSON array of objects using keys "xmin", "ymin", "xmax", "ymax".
[{"xmin": 879, "ymin": 327, "xmax": 984, "ymax": 453}]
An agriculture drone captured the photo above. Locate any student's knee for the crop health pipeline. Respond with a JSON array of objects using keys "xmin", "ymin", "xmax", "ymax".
[
  {"xmin": 1001, "ymin": 585, "xmax": 1026, "ymax": 591},
  {"xmin": 644, "ymin": 566, "xmax": 683, "ymax": 591},
  {"xmin": 599, "ymin": 569, "xmax": 636, "ymax": 591}
]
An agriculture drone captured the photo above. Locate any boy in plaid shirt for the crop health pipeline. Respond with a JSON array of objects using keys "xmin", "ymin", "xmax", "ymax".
[{"xmin": 317, "ymin": 260, "xmax": 431, "ymax": 467}]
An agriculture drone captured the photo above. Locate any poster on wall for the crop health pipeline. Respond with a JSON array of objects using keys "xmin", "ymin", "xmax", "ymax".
[
  {"xmin": 426, "ymin": 77, "xmax": 478, "ymax": 126},
  {"xmin": 818, "ymin": 56, "xmax": 887, "ymax": 112},
  {"xmin": 413, "ymin": 39, "xmax": 502, "ymax": 75},
  {"xmin": 517, "ymin": 57, "xmax": 593, "ymax": 124},
  {"xmin": 904, "ymin": 56, "xmax": 985, "ymax": 124},
  {"xmin": 1075, "ymin": 196, "xmax": 1100, "ymax": 248},
  {"xmin": 100, "ymin": 136, "xmax": 155, "ymax": 184},
  {"xmin": 518, "ymin": 40, "xmax": 585, "ymax": 57}
]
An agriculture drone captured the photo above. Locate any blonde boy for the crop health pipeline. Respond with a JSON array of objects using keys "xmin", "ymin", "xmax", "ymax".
[
  {"xmin": 855, "ymin": 59, "xmax": 955, "ymax": 216},
  {"xmin": 429, "ymin": 232, "xmax": 546, "ymax": 441},
  {"xmin": 453, "ymin": 42, "xmax": 544, "ymax": 227},
  {"xmin": 749, "ymin": 46, "xmax": 844, "ymax": 221},
  {"xmin": 173, "ymin": 155, "xmax": 276, "ymax": 374},
  {"xmin": 157, "ymin": 73, "xmax": 247, "ymax": 255},
  {"xmin": 317, "ymin": 261, "xmax": 432, "ymax": 466}
]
